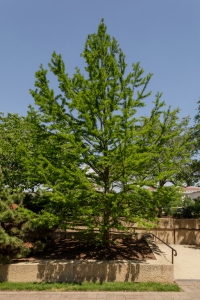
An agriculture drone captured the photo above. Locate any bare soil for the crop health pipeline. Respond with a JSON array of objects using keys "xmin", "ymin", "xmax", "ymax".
[{"xmin": 19, "ymin": 237, "xmax": 156, "ymax": 261}]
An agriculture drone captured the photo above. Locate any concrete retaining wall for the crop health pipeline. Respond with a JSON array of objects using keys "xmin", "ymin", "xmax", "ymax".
[
  {"xmin": 52, "ymin": 219, "xmax": 200, "ymax": 245},
  {"xmin": 0, "ymin": 260, "xmax": 173, "ymax": 283},
  {"xmin": 149, "ymin": 228, "xmax": 200, "ymax": 245},
  {"xmin": 149, "ymin": 218, "xmax": 200, "ymax": 245}
]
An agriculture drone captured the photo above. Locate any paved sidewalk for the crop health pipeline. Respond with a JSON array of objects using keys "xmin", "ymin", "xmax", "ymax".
[
  {"xmin": 158, "ymin": 244, "xmax": 200, "ymax": 279},
  {"xmin": 0, "ymin": 281, "xmax": 200, "ymax": 300}
]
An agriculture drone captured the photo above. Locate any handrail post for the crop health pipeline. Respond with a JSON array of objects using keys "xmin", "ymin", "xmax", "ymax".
[{"xmin": 147, "ymin": 232, "xmax": 177, "ymax": 264}]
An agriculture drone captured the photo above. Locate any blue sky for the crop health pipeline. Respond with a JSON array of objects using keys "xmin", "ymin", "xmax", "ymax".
[{"xmin": 1, "ymin": 0, "xmax": 200, "ymax": 124}]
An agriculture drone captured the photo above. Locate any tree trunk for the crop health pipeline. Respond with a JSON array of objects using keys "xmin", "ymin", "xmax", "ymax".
[
  {"xmin": 102, "ymin": 210, "xmax": 110, "ymax": 247},
  {"xmin": 102, "ymin": 163, "xmax": 110, "ymax": 248}
]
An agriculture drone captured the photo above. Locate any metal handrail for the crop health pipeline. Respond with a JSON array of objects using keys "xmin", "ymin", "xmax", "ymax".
[{"xmin": 147, "ymin": 232, "xmax": 177, "ymax": 264}]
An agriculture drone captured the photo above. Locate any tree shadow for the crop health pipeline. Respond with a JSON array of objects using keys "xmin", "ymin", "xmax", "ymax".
[
  {"xmin": 36, "ymin": 259, "xmax": 142, "ymax": 282},
  {"xmin": 0, "ymin": 264, "xmax": 9, "ymax": 281},
  {"xmin": 176, "ymin": 228, "xmax": 199, "ymax": 245},
  {"xmin": 184, "ymin": 245, "xmax": 200, "ymax": 250},
  {"xmin": 143, "ymin": 233, "xmax": 163, "ymax": 257}
]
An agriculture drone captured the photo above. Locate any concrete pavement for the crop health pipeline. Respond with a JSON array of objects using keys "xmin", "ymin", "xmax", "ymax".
[
  {"xmin": 0, "ymin": 282, "xmax": 200, "ymax": 300},
  {"xmin": 158, "ymin": 244, "xmax": 200, "ymax": 279}
]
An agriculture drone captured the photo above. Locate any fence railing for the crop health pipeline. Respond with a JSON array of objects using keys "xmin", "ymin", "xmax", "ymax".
[{"xmin": 147, "ymin": 232, "xmax": 177, "ymax": 264}]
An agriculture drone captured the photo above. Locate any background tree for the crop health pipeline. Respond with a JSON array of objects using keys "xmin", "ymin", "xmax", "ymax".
[
  {"xmin": 0, "ymin": 111, "xmax": 52, "ymax": 192},
  {"xmin": 183, "ymin": 99, "xmax": 200, "ymax": 186},
  {"xmin": 0, "ymin": 108, "xmax": 86, "ymax": 244},
  {"xmin": 0, "ymin": 113, "xmax": 29, "ymax": 191},
  {"xmin": 0, "ymin": 165, "xmax": 63, "ymax": 264},
  {"xmin": 0, "ymin": 167, "xmax": 30, "ymax": 263},
  {"xmin": 181, "ymin": 195, "xmax": 200, "ymax": 218},
  {"xmin": 152, "ymin": 186, "xmax": 183, "ymax": 217},
  {"xmin": 140, "ymin": 98, "xmax": 194, "ymax": 187}
]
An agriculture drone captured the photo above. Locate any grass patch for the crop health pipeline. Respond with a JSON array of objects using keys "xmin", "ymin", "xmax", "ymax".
[{"xmin": 0, "ymin": 281, "xmax": 180, "ymax": 292}]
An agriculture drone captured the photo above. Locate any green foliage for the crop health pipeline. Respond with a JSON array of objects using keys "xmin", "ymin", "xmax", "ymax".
[
  {"xmin": 152, "ymin": 186, "xmax": 183, "ymax": 217},
  {"xmin": 0, "ymin": 168, "xmax": 61, "ymax": 263},
  {"xmin": 180, "ymin": 196, "xmax": 200, "ymax": 218},
  {"xmin": 0, "ymin": 113, "xmax": 29, "ymax": 191},
  {"xmin": 141, "ymin": 100, "xmax": 194, "ymax": 187},
  {"xmin": 194, "ymin": 100, "xmax": 200, "ymax": 151},
  {"xmin": 178, "ymin": 99, "xmax": 200, "ymax": 186},
  {"xmin": 0, "ymin": 227, "xmax": 30, "ymax": 264},
  {"xmin": 0, "ymin": 168, "xmax": 30, "ymax": 263}
]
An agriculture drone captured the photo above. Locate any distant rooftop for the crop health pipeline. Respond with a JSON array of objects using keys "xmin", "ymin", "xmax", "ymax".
[
  {"xmin": 183, "ymin": 187, "xmax": 200, "ymax": 194},
  {"xmin": 146, "ymin": 186, "xmax": 200, "ymax": 194}
]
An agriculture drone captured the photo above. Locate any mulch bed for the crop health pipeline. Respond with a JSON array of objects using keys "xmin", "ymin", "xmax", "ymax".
[{"xmin": 19, "ymin": 237, "xmax": 156, "ymax": 261}]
